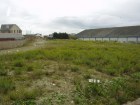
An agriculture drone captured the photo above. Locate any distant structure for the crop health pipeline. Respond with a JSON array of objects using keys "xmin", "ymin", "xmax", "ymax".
[
  {"xmin": 23, "ymin": 33, "xmax": 42, "ymax": 40},
  {"xmin": 76, "ymin": 25, "xmax": 140, "ymax": 38},
  {"xmin": 0, "ymin": 24, "xmax": 22, "ymax": 33},
  {"xmin": 76, "ymin": 25, "xmax": 140, "ymax": 43},
  {"xmin": 48, "ymin": 34, "xmax": 53, "ymax": 39},
  {"xmin": 0, "ymin": 24, "xmax": 24, "ymax": 41}
]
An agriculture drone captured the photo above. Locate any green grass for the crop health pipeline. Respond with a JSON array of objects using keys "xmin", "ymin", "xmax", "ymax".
[
  {"xmin": 0, "ymin": 40, "xmax": 140, "ymax": 105},
  {"xmin": 0, "ymin": 77, "xmax": 15, "ymax": 94}
]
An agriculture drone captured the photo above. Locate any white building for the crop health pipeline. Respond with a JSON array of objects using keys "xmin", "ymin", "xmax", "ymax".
[{"xmin": 0, "ymin": 24, "xmax": 24, "ymax": 40}]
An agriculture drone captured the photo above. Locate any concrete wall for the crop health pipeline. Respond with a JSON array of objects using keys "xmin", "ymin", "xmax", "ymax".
[
  {"xmin": 0, "ymin": 40, "xmax": 26, "ymax": 50},
  {"xmin": 0, "ymin": 33, "xmax": 24, "ymax": 40},
  {"xmin": 79, "ymin": 37, "xmax": 140, "ymax": 43}
]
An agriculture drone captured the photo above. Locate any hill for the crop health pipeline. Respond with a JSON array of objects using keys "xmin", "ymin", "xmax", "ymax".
[{"xmin": 76, "ymin": 25, "xmax": 140, "ymax": 38}]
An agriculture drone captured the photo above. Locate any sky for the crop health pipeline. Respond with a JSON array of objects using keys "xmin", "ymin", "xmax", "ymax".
[{"xmin": 0, "ymin": 0, "xmax": 140, "ymax": 35}]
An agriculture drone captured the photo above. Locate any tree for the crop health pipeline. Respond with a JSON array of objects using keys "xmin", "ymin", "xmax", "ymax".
[{"xmin": 53, "ymin": 32, "xmax": 69, "ymax": 39}]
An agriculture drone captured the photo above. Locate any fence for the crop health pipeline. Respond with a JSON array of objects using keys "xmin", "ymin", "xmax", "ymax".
[{"xmin": 79, "ymin": 37, "xmax": 140, "ymax": 43}]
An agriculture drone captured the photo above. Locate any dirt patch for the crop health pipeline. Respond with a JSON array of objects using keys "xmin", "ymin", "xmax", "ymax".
[{"xmin": 123, "ymin": 98, "xmax": 140, "ymax": 105}]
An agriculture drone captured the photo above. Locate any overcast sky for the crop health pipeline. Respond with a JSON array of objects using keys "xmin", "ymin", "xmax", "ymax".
[{"xmin": 0, "ymin": 0, "xmax": 140, "ymax": 35}]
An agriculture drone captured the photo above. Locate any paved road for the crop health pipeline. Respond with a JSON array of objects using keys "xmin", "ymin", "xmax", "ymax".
[{"xmin": 0, "ymin": 39, "xmax": 46, "ymax": 55}]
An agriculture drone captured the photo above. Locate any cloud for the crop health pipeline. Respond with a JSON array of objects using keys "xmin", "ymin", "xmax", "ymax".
[
  {"xmin": 0, "ymin": 0, "xmax": 140, "ymax": 34},
  {"xmin": 6, "ymin": 7, "xmax": 11, "ymax": 17},
  {"xmin": 48, "ymin": 14, "xmax": 123, "ymax": 30}
]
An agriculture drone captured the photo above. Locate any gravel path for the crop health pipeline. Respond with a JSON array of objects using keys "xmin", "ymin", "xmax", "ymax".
[{"xmin": 0, "ymin": 39, "xmax": 46, "ymax": 55}]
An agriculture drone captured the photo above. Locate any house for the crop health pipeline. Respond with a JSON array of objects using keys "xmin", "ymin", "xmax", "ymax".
[
  {"xmin": 0, "ymin": 24, "xmax": 22, "ymax": 33},
  {"xmin": 0, "ymin": 24, "xmax": 24, "ymax": 41}
]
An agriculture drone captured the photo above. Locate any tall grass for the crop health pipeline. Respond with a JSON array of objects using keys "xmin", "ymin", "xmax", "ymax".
[
  {"xmin": 0, "ymin": 40, "xmax": 140, "ymax": 104},
  {"xmin": 0, "ymin": 77, "xmax": 15, "ymax": 94}
]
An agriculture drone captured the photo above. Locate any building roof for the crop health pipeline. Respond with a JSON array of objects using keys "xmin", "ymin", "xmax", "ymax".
[{"xmin": 1, "ymin": 24, "xmax": 21, "ymax": 30}]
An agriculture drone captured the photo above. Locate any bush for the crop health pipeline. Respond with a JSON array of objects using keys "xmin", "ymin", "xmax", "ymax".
[{"xmin": 53, "ymin": 32, "xmax": 69, "ymax": 39}]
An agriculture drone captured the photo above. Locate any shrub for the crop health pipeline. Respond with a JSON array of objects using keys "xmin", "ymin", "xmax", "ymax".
[{"xmin": 53, "ymin": 32, "xmax": 69, "ymax": 39}]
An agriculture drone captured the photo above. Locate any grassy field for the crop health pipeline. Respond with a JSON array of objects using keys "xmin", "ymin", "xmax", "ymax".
[{"xmin": 0, "ymin": 40, "xmax": 140, "ymax": 105}]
